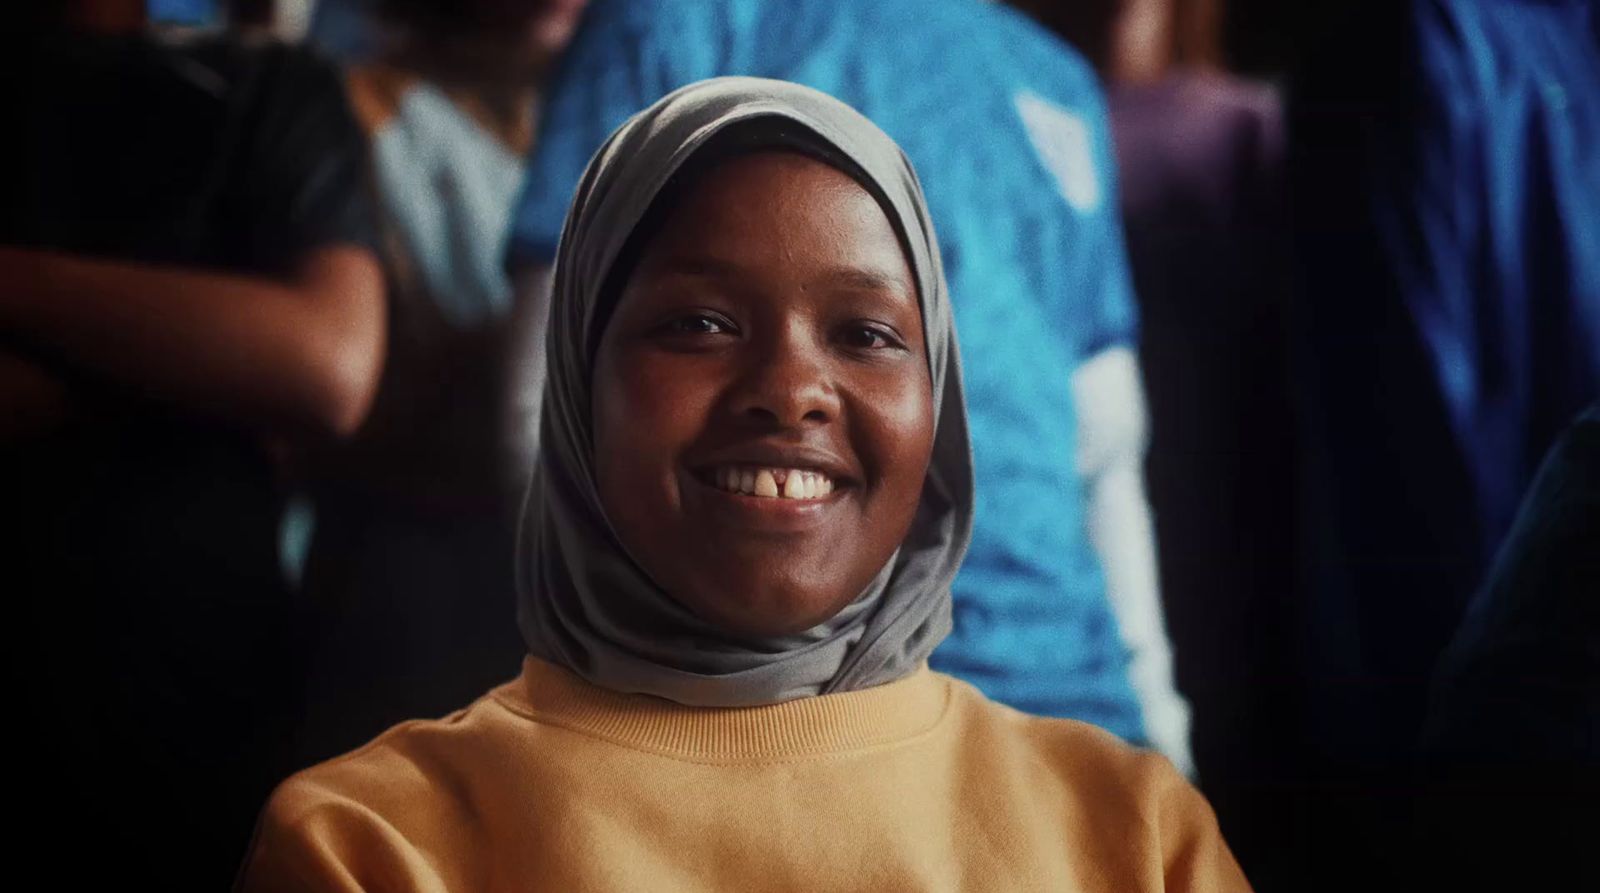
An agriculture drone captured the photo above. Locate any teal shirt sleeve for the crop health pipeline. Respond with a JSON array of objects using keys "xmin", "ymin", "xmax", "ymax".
[{"xmin": 1075, "ymin": 80, "xmax": 1139, "ymax": 358}]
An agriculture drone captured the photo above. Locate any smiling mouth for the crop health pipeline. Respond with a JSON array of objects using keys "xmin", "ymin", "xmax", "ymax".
[{"xmin": 707, "ymin": 466, "xmax": 837, "ymax": 501}]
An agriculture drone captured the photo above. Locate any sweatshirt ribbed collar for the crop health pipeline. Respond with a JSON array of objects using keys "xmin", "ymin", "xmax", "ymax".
[{"xmin": 493, "ymin": 657, "xmax": 952, "ymax": 762}]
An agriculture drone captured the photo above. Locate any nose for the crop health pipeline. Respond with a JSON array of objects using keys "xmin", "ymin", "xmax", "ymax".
[{"xmin": 725, "ymin": 324, "xmax": 840, "ymax": 427}]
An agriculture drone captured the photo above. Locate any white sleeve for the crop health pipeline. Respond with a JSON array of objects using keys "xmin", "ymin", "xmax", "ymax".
[{"xmin": 1072, "ymin": 346, "xmax": 1195, "ymax": 777}]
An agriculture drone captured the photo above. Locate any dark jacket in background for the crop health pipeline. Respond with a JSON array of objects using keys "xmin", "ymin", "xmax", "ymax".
[{"xmin": 1, "ymin": 31, "xmax": 375, "ymax": 886}]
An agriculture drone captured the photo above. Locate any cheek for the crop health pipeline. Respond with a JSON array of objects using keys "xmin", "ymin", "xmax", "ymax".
[
  {"xmin": 593, "ymin": 354, "xmax": 704, "ymax": 497},
  {"xmin": 856, "ymin": 368, "xmax": 936, "ymax": 505}
]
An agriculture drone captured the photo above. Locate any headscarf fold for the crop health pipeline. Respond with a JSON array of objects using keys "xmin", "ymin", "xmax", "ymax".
[{"xmin": 517, "ymin": 76, "xmax": 973, "ymax": 706}]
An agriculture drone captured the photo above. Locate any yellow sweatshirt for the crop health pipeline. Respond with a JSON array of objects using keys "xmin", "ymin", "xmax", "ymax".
[{"xmin": 239, "ymin": 658, "xmax": 1250, "ymax": 892}]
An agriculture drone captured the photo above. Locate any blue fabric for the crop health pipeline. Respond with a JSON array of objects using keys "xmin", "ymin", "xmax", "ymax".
[
  {"xmin": 307, "ymin": 0, "xmax": 379, "ymax": 62},
  {"xmin": 509, "ymin": 0, "xmax": 1145, "ymax": 740},
  {"xmin": 1294, "ymin": 0, "xmax": 1600, "ymax": 766},
  {"xmin": 148, "ymin": 0, "xmax": 217, "ymax": 26},
  {"xmin": 1377, "ymin": 0, "xmax": 1600, "ymax": 554}
]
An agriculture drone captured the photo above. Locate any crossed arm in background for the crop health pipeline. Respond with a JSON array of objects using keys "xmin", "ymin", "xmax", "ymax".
[{"xmin": 0, "ymin": 245, "xmax": 385, "ymax": 446}]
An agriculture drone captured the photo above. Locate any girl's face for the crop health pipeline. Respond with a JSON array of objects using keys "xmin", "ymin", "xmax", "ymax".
[{"xmin": 593, "ymin": 152, "xmax": 935, "ymax": 639}]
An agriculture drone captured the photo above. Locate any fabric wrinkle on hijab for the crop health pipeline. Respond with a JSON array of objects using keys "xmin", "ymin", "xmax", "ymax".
[{"xmin": 518, "ymin": 76, "xmax": 974, "ymax": 707}]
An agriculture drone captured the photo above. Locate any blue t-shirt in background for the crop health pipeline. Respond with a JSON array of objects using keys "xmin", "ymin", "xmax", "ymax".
[
  {"xmin": 1377, "ymin": 0, "xmax": 1600, "ymax": 557},
  {"xmin": 508, "ymin": 0, "xmax": 1145, "ymax": 741}
]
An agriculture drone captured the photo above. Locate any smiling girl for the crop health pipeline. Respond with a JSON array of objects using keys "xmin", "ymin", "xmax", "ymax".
[{"xmin": 239, "ymin": 77, "xmax": 1248, "ymax": 892}]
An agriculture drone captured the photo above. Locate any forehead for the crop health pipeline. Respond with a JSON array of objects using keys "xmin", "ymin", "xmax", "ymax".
[{"xmin": 635, "ymin": 151, "xmax": 917, "ymax": 298}]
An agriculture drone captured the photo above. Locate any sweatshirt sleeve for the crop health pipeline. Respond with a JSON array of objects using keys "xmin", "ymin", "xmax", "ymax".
[
  {"xmin": 235, "ymin": 782, "xmax": 451, "ymax": 893},
  {"xmin": 1153, "ymin": 761, "xmax": 1253, "ymax": 892}
]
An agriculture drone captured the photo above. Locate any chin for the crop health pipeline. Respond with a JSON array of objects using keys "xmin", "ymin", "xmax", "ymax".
[{"xmin": 683, "ymin": 574, "xmax": 856, "ymax": 640}]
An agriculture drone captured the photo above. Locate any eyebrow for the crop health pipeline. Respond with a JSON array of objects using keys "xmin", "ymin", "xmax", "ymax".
[
  {"xmin": 816, "ymin": 266, "xmax": 914, "ymax": 295},
  {"xmin": 649, "ymin": 255, "xmax": 913, "ymax": 295}
]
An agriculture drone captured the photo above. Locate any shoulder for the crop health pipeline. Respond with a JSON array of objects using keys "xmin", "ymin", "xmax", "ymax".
[
  {"xmin": 261, "ymin": 684, "xmax": 522, "ymax": 838},
  {"xmin": 241, "ymin": 685, "xmax": 531, "ymax": 888},
  {"xmin": 940, "ymin": 673, "xmax": 1192, "ymax": 808},
  {"xmin": 963, "ymin": 2, "xmax": 1103, "ymax": 98},
  {"xmin": 171, "ymin": 34, "xmax": 341, "ymax": 94},
  {"xmin": 344, "ymin": 62, "xmax": 422, "ymax": 137},
  {"xmin": 938, "ymin": 676, "xmax": 1250, "ymax": 890},
  {"xmin": 566, "ymin": 0, "xmax": 732, "ymax": 45}
]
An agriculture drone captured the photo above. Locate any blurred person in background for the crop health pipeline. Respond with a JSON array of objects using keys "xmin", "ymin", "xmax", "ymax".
[
  {"xmin": 502, "ymin": 0, "xmax": 1194, "ymax": 774},
  {"xmin": 0, "ymin": 0, "xmax": 384, "ymax": 883},
  {"xmin": 289, "ymin": 0, "xmax": 587, "ymax": 765},
  {"xmin": 1293, "ymin": 0, "xmax": 1599, "ymax": 888},
  {"xmin": 1016, "ymin": 1, "xmax": 1295, "ymax": 887},
  {"xmin": 1420, "ymin": 403, "xmax": 1600, "ymax": 890}
]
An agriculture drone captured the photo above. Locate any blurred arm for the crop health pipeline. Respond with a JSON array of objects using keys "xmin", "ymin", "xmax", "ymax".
[
  {"xmin": 1074, "ymin": 344, "xmax": 1194, "ymax": 776},
  {"xmin": 0, "ymin": 349, "xmax": 71, "ymax": 441},
  {"xmin": 0, "ymin": 244, "xmax": 385, "ymax": 440}
]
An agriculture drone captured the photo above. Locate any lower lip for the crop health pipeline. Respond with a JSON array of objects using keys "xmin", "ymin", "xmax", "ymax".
[{"xmin": 684, "ymin": 474, "xmax": 845, "ymax": 533}]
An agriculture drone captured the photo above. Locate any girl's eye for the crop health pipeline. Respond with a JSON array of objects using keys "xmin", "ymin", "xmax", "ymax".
[
  {"xmin": 657, "ymin": 312, "xmax": 735, "ymax": 337},
  {"xmin": 840, "ymin": 323, "xmax": 906, "ymax": 351}
]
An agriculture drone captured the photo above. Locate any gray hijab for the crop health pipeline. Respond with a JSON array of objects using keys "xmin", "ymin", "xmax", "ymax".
[{"xmin": 517, "ymin": 76, "xmax": 973, "ymax": 707}]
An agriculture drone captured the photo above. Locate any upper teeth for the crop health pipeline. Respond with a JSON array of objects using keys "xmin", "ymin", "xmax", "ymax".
[{"xmin": 714, "ymin": 467, "xmax": 834, "ymax": 500}]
